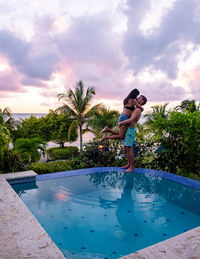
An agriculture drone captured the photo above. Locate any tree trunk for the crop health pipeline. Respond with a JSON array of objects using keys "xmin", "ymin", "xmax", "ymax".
[
  {"xmin": 79, "ymin": 125, "xmax": 83, "ymax": 153},
  {"xmin": 29, "ymin": 153, "xmax": 31, "ymax": 163}
]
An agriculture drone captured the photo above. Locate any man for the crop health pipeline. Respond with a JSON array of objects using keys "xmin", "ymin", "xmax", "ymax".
[
  {"xmin": 99, "ymin": 95, "xmax": 147, "ymax": 172},
  {"xmin": 119, "ymin": 95, "xmax": 147, "ymax": 172}
]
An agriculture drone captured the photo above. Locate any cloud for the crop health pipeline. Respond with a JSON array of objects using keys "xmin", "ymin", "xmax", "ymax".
[
  {"xmin": 0, "ymin": 29, "xmax": 60, "ymax": 81},
  {"xmin": 0, "ymin": 69, "xmax": 23, "ymax": 92},
  {"xmin": 55, "ymin": 13, "xmax": 125, "ymax": 68},
  {"xmin": 138, "ymin": 80, "xmax": 186, "ymax": 102},
  {"xmin": 186, "ymin": 65, "xmax": 200, "ymax": 100},
  {"xmin": 123, "ymin": 0, "xmax": 200, "ymax": 79},
  {"xmin": 21, "ymin": 77, "xmax": 47, "ymax": 88}
]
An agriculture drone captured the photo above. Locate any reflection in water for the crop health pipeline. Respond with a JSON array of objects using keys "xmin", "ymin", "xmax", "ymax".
[
  {"xmin": 13, "ymin": 181, "xmax": 38, "ymax": 196},
  {"xmin": 89, "ymin": 171, "xmax": 200, "ymax": 215},
  {"xmin": 55, "ymin": 190, "xmax": 68, "ymax": 201}
]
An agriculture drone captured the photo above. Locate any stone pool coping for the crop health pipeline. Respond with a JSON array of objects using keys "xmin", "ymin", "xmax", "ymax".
[
  {"xmin": 0, "ymin": 171, "xmax": 65, "ymax": 259},
  {"xmin": 1, "ymin": 167, "xmax": 200, "ymax": 258}
]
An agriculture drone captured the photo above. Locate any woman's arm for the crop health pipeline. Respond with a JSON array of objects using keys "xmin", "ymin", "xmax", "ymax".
[
  {"xmin": 132, "ymin": 99, "xmax": 144, "ymax": 111},
  {"xmin": 118, "ymin": 109, "xmax": 141, "ymax": 126}
]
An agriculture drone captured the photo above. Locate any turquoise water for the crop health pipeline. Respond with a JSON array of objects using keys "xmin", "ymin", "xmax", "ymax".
[{"xmin": 12, "ymin": 171, "xmax": 200, "ymax": 259}]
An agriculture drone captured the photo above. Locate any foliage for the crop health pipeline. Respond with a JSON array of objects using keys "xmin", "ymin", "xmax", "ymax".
[
  {"xmin": 0, "ymin": 107, "xmax": 19, "ymax": 137},
  {"xmin": 86, "ymin": 107, "xmax": 120, "ymax": 138},
  {"xmin": 29, "ymin": 160, "xmax": 73, "ymax": 174},
  {"xmin": 12, "ymin": 115, "xmax": 47, "ymax": 141},
  {"xmin": 13, "ymin": 111, "xmax": 78, "ymax": 147},
  {"xmin": 47, "ymin": 146, "xmax": 79, "ymax": 160},
  {"xmin": 44, "ymin": 111, "xmax": 78, "ymax": 147},
  {"xmin": 14, "ymin": 137, "xmax": 46, "ymax": 163},
  {"xmin": 0, "ymin": 150, "xmax": 26, "ymax": 174},
  {"xmin": 175, "ymin": 99, "xmax": 200, "ymax": 113},
  {"xmin": 0, "ymin": 124, "xmax": 11, "ymax": 153},
  {"xmin": 57, "ymin": 80, "xmax": 102, "ymax": 151},
  {"xmin": 148, "ymin": 111, "xmax": 200, "ymax": 175},
  {"xmin": 79, "ymin": 140, "xmax": 126, "ymax": 168}
]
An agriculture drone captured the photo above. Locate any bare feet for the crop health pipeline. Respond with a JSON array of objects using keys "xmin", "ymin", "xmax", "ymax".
[
  {"xmin": 100, "ymin": 135, "xmax": 108, "ymax": 144},
  {"xmin": 124, "ymin": 167, "xmax": 135, "ymax": 172},
  {"xmin": 121, "ymin": 165, "xmax": 130, "ymax": 169},
  {"xmin": 100, "ymin": 126, "xmax": 109, "ymax": 134}
]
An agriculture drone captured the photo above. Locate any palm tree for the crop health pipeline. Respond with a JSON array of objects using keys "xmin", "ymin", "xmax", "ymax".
[
  {"xmin": 0, "ymin": 107, "xmax": 17, "ymax": 131},
  {"xmin": 86, "ymin": 107, "xmax": 120, "ymax": 138},
  {"xmin": 144, "ymin": 103, "xmax": 169, "ymax": 126},
  {"xmin": 0, "ymin": 124, "xmax": 11, "ymax": 153},
  {"xmin": 144, "ymin": 103, "xmax": 169, "ymax": 141},
  {"xmin": 0, "ymin": 107, "xmax": 21, "ymax": 140},
  {"xmin": 14, "ymin": 137, "xmax": 46, "ymax": 163},
  {"xmin": 175, "ymin": 99, "xmax": 200, "ymax": 113},
  {"xmin": 57, "ymin": 81, "xmax": 102, "ymax": 152}
]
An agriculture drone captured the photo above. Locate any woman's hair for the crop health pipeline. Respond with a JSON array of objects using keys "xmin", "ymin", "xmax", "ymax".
[{"xmin": 123, "ymin": 89, "xmax": 140, "ymax": 105}]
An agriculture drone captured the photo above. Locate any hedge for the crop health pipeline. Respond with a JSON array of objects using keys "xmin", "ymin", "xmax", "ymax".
[
  {"xmin": 29, "ymin": 160, "xmax": 73, "ymax": 174},
  {"xmin": 47, "ymin": 146, "xmax": 79, "ymax": 160}
]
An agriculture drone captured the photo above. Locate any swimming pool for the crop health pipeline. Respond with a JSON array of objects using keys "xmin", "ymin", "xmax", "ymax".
[{"xmin": 11, "ymin": 168, "xmax": 200, "ymax": 259}]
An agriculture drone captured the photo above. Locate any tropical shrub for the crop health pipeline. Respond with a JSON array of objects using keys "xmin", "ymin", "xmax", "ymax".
[
  {"xmin": 80, "ymin": 140, "xmax": 126, "ymax": 168},
  {"xmin": 149, "ymin": 111, "xmax": 200, "ymax": 176},
  {"xmin": 29, "ymin": 160, "xmax": 73, "ymax": 174},
  {"xmin": 0, "ymin": 150, "xmax": 26, "ymax": 173},
  {"xmin": 47, "ymin": 146, "xmax": 79, "ymax": 160},
  {"xmin": 0, "ymin": 124, "xmax": 11, "ymax": 153},
  {"xmin": 14, "ymin": 137, "xmax": 46, "ymax": 163},
  {"xmin": 0, "ymin": 125, "xmax": 25, "ymax": 173}
]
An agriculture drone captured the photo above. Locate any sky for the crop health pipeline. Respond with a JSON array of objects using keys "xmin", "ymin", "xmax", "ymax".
[{"xmin": 0, "ymin": 0, "xmax": 200, "ymax": 113}]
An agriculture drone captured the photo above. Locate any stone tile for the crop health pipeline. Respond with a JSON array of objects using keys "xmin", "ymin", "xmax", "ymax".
[
  {"xmin": 120, "ymin": 227, "xmax": 200, "ymax": 259},
  {"xmin": 0, "ymin": 170, "xmax": 37, "ymax": 180},
  {"xmin": 0, "ymin": 177, "xmax": 65, "ymax": 259}
]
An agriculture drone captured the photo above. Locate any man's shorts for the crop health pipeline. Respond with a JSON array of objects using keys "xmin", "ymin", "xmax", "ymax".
[
  {"xmin": 118, "ymin": 113, "xmax": 130, "ymax": 122},
  {"xmin": 122, "ymin": 127, "xmax": 136, "ymax": 147}
]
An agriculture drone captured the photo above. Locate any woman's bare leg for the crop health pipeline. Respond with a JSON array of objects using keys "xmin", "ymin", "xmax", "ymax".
[
  {"xmin": 100, "ymin": 126, "xmax": 119, "ymax": 135},
  {"xmin": 100, "ymin": 125, "xmax": 127, "ymax": 143}
]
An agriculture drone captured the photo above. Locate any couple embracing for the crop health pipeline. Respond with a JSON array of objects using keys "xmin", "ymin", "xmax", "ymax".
[{"xmin": 100, "ymin": 89, "xmax": 147, "ymax": 172}]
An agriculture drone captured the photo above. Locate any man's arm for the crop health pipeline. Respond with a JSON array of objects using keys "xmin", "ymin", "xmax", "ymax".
[
  {"xmin": 132, "ymin": 99, "xmax": 144, "ymax": 111},
  {"xmin": 118, "ymin": 108, "xmax": 141, "ymax": 125}
]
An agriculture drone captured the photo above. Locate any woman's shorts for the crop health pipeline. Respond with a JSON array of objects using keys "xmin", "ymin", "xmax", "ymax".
[
  {"xmin": 118, "ymin": 113, "xmax": 130, "ymax": 122},
  {"xmin": 122, "ymin": 127, "xmax": 136, "ymax": 147}
]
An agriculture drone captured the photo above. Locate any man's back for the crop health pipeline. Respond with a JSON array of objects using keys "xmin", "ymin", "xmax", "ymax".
[{"xmin": 129, "ymin": 108, "xmax": 142, "ymax": 127}]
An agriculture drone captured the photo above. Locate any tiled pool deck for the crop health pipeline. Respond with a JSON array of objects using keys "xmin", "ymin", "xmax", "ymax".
[{"xmin": 1, "ymin": 167, "xmax": 200, "ymax": 259}]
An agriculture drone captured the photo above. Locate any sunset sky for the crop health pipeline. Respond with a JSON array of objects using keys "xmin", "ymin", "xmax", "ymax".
[{"xmin": 0, "ymin": 0, "xmax": 199, "ymax": 113}]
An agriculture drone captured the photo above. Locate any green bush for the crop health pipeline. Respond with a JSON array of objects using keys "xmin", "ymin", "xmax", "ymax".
[
  {"xmin": 80, "ymin": 140, "xmax": 126, "ymax": 168},
  {"xmin": 29, "ymin": 160, "xmax": 73, "ymax": 174},
  {"xmin": 47, "ymin": 146, "xmax": 79, "ymax": 160},
  {"xmin": 150, "ymin": 111, "xmax": 200, "ymax": 175},
  {"xmin": 0, "ymin": 150, "xmax": 26, "ymax": 173}
]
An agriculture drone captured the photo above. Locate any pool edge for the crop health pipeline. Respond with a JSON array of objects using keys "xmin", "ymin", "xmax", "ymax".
[
  {"xmin": 2, "ymin": 168, "xmax": 200, "ymax": 259},
  {"xmin": 0, "ymin": 171, "xmax": 65, "ymax": 259}
]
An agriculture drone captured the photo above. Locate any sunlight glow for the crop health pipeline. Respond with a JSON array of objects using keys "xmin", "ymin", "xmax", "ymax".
[{"xmin": 0, "ymin": 56, "xmax": 11, "ymax": 72}]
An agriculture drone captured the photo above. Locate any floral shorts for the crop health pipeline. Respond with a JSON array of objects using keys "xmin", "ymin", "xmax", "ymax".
[{"xmin": 122, "ymin": 127, "xmax": 136, "ymax": 147}]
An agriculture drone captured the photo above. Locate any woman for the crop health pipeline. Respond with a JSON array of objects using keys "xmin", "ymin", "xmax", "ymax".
[{"xmin": 100, "ymin": 89, "xmax": 143, "ymax": 143}]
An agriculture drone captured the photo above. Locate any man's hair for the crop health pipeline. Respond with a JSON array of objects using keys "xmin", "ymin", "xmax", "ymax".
[{"xmin": 141, "ymin": 95, "xmax": 147, "ymax": 105}]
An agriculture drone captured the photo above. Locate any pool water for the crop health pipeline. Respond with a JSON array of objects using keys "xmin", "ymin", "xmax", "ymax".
[{"xmin": 12, "ymin": 171, "xmax": 200, "ymax": 259}]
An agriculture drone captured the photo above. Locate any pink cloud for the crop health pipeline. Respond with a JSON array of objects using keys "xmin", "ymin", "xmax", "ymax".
[{"xmin": 0, "ymin": 69, "xmax": 24, "ymax": 92}]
